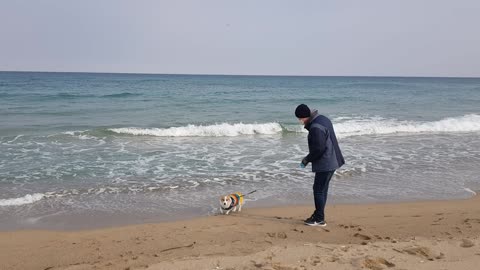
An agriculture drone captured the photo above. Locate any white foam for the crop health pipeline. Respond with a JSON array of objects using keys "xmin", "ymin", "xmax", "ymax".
[
  {"xmin": 62, "ymin": 131, "xmax": 76, "ymax": 136},
  {"xmin": 464, "ymin": 188, "xmax": 477, "ymax": 196},
  {"xmin": 6, "ymin": 135, "xmax": 23, "ymax": 143},
  {"xmin": 61, "ymin": 130, "xmax": 88, "ymax": 136},
  {"xmin": 109, "ymin": 122, "xmax": 283, "ymax": 137},
  {"xmin": 0, "ymin": 193, "xmax": 45, "ymax": 206},
  {"xmin": 283, "ymin": 124, "xmax": 307, "ymax": 133},
  {"xmin": 335, "ymin": 114, "xmax": 480, "ymax": 138},
  {"xmin": 336, "ymin": 163, "xmax": 368, "ymax": 177}
]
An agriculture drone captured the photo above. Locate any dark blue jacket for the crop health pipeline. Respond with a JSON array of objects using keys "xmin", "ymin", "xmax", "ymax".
[{"xmin": 304, "ymin": 111, "xmax": 345, "ymax": 172}]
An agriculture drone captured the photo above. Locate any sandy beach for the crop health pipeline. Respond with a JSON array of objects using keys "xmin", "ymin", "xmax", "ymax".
[{"xmin": 1, "ymin": 194, "xmax": 479, "ymax": 270}]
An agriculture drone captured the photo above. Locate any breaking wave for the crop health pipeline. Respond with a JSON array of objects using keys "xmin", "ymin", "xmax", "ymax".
[
  {"xmin": 109, "ymin": 122, "xmax": 283, "ymax": 137},
  {"xmin": 334, "ymin": 114, "xmax": 480, "ymax": 138},
  {"xmin": 0, "ymin": 193, "xmax": 45, "ymax": 206},
  {"xmin": 63, "ymin": 114, "xmax": 480, "ymax": 138}
]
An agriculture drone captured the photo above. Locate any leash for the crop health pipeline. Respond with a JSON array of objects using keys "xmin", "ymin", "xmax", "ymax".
[{"xmin": 240, "ymin": 190, "xmax": 257, "ymax": 197}]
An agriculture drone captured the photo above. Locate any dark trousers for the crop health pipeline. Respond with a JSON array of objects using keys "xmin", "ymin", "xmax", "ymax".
[{"xmin": 313, "ymin": 170, "xmax": 335, "ymax": 221}]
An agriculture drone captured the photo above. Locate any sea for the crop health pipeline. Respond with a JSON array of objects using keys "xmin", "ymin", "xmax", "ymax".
[{"xmin": 1, "ymin": 72, "xmax": 479, "ymax": 230}]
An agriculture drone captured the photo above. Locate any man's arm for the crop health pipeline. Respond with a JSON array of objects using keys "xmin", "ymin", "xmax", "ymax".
[{"xmin": 305, "ymin": 126, "xmax": 327, "ymax": 163}]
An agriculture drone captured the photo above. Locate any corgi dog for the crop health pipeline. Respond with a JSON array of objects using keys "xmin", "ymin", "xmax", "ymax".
[{"xmin": 219, "ymin": 192, "xmax": 244, "ymax": 215}]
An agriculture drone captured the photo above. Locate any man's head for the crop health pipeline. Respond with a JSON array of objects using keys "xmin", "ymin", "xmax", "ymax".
[{"xmin": 295, "ymin": 104, "xmax": 311, "ymax": 125}]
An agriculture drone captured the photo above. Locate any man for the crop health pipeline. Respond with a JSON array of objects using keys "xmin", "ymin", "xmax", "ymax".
[{"xmin": 295, "ymin": 104, "xmax": 345, "ymax": 226}]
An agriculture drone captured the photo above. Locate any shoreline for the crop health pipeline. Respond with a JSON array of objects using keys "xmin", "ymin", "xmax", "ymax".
[
  {"xmin": 1, "ymin": 191, "xmax": 477, "ymax": 232},
  {"xmin": 1, "ymin": 194, "xmax": 479, "ymax": 270}
]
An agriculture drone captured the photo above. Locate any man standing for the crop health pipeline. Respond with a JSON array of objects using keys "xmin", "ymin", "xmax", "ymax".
[{"xmin": 295, "ymin": 104, "xmax": 345, "ymax": 226}]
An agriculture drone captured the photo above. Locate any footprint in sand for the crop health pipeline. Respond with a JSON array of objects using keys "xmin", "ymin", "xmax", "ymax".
[
  {"xmin": 460, "ymin": 239, "xmax": 475, "ymax": 248},
  {"xmin": 353, "ymin": 233, "xmax": 372, "ymax": 240},
  {"xmin": 250, "ymin": 260, "xmax": 265, "ymax": 268},
  {"xmin": 309, "ymin": 255, "xmax": 322, "ymax": 266},
  {"xmin": 339, "ymin": 224, "xmax": 362, "ymax": 230},
  {"xmin": 463, "ymin": 218, "xmax": 480, "ymax": 229},
  {"xmin": 270, "ymin": 263, "xmax": 297, "ymax": 270},
  {"xmin": 266, "ymin": 232, "xmax": 288, "ymax": 239},
  {"xmin": 397, "ymin": 246, "xmax": 443, "ymax": 261},
  {"xmin": 361, "ymin": 256, "xmax": 395, "ymax": 270},
  {"xmin": 432, "ymin": 217, "xmax": 444, "ymax": 225}
]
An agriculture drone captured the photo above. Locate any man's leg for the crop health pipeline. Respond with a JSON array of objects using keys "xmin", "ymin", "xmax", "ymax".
[{"xmin": 313, "ymin": 170, "xmax": 335, "ymax": 221}]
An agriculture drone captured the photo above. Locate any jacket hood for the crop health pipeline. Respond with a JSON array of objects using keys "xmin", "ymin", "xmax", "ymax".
[{"xmin": 304, "ymin": 110, "xmax": 319, "ymax": 130}]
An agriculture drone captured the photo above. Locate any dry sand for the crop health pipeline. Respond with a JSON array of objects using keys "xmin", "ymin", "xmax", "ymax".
[{"xmin": 1, "ymin": 194, "xmax": 479, "ymax": 270}]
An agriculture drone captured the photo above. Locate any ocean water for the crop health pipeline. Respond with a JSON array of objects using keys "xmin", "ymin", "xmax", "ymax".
[{"xmin": 1, "ymin": 72, "xmax": 479, "ymax": 229}]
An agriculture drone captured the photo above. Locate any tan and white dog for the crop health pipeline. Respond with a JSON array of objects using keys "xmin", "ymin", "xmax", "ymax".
[{"xmin": 219, "ymin": 192, "xmax": 244, "ymax": 215}]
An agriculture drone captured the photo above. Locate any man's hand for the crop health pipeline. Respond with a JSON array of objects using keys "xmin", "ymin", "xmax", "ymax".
[{"xmin": 300, "ymin": 157, "xmax": 308, "ymax": 168}]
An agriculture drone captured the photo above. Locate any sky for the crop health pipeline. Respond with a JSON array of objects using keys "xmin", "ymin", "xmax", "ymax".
[{"xmin": 0, "ymin": 0, "xmax": 479, "ymax": 77}]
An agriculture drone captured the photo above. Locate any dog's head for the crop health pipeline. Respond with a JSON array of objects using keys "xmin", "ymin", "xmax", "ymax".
[{"xmin": 219, "ymin": 195, "xmax": 232, "ymax": 209}]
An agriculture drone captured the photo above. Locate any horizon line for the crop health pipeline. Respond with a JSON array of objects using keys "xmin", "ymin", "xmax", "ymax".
[{"xmin": 1, "ymin": 70, "xmax": 479, "ymax": 79}]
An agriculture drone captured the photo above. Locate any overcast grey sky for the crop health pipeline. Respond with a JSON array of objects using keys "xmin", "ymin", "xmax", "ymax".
[{"xmin": 1, "ymin": 0, "xmax": 479, "ymax": 77}]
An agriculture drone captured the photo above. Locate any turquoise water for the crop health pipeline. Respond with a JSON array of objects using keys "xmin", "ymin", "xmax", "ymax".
[{"xmin": 1, "ymin": 72, "xmax": 479, "ymax": 229}]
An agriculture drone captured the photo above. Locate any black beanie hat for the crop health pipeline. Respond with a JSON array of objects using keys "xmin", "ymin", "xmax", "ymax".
[{"xmin": 295, "ymin": 104, "xmax": 311, "ymax": 118}]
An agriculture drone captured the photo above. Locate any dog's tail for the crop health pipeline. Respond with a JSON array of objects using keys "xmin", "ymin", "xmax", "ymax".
[{"xmin": 240, "ymin": 190, "xmax": 257, "ymax": 197}]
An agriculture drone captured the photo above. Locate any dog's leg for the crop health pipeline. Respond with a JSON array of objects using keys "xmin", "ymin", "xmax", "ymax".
[
  {"xmin": 238, "ymin": 203, "xmax": 242, "ymax": 212},
  {"xmin": 226, "ymin": 209, "xmax": 231, "ymax": 215},
  {"xmin": 232, "ymin": 206, "xmax": 237, "ymax": 212}
]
